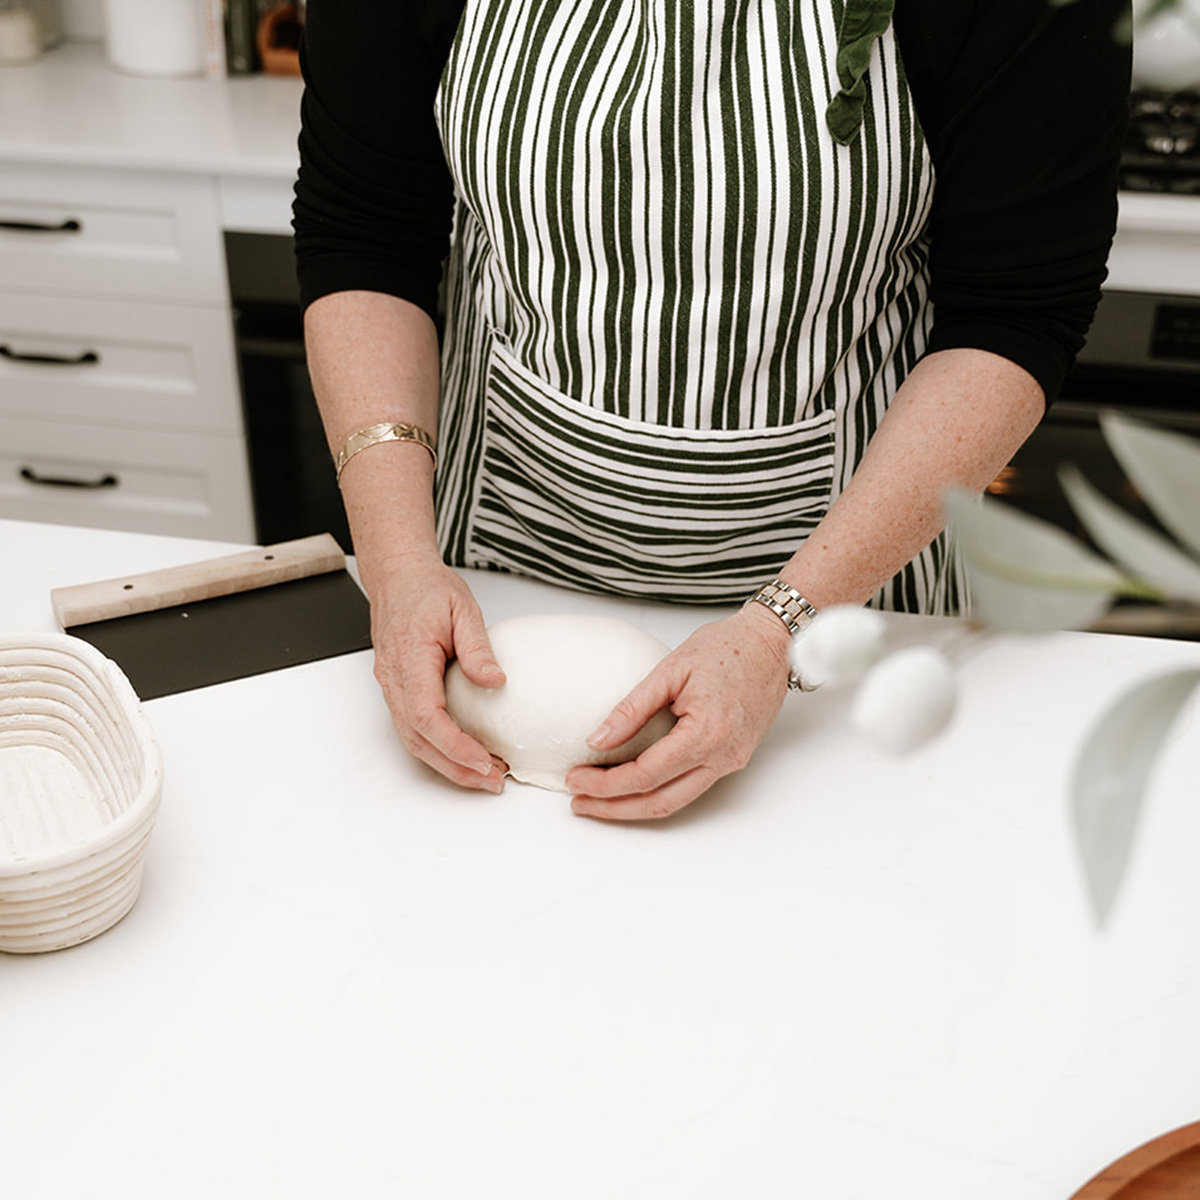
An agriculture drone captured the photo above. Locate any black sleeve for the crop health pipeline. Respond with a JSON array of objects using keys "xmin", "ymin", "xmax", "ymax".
[
  {"xmin": 292, "ymin": 0, "xmax": 462, "ymax": 318},
  {"xmin": 895, "ymin": 0, "xmax": 1131, "ymax": 405}
]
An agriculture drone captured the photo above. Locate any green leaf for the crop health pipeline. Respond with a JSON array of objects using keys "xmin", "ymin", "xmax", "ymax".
[
  {"xmin": 1059, "ymin": 463, "xmax": 1200, "ymax": 604},
  {"xmin": 1101, "ymin": 412, "xmax": 1200, "ymax": 561},
  {"xmin": 943, "ymin": 489, "xmax": 1134, "ymax": 632},
  {"xmin": 1071, "ymin": 668, "xmax": 1200, "ymax": 928},
  {"xmin": 1136, "ymin": 0, "xmax": 1185, "ymax": 24}
]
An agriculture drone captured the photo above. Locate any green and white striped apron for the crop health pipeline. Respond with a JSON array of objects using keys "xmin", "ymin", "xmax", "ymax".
[{"xmin": 433, "ymin": 0, "xmax": 964, "ymax": 613}]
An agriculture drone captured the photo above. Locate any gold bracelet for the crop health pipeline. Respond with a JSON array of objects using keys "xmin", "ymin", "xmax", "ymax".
[{"xmin": 334, "ymin": 422, "xmax": 437, "ymax": 484}]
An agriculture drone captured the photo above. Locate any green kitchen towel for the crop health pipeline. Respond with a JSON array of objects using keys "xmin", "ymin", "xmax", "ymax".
[{"xmin": 826, "ymin": 0, "xmax": 896, "ymax": 145}]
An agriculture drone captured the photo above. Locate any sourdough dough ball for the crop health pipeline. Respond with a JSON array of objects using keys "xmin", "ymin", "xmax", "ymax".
[{"xmin": 444, "ymin": 614, "xmax": 676, "ymax": 792}]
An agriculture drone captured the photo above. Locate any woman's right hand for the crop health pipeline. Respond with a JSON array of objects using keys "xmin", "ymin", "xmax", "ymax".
[
  {"xmin": 301, "ymin": 290, "xmax": 500, "ymax": 788},
  {"xmin": 367, "ymin": 550, "xmax": 508, "ymax": 792}
]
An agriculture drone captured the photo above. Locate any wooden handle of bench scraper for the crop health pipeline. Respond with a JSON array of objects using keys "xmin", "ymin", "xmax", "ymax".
[{"xmin": 51, "ymin": 534, "xmax": 347, "ymax": 629}]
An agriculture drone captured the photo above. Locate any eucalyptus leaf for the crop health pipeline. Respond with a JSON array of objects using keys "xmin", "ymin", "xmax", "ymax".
[
  {"xmin": 1101, "ymin": 412, "xmax": 1200, "ymax": 560},
  {"xmin": 1059, "ymin": 463, "xmax": 1200, "ymax": 604},
  {"xmin": 1071, "ymin": 668, "xmax": 1200, "ymax": 928},
  {"xmin": 943, "ymin": 489, "xmax": 1132, "ymax": 632}
]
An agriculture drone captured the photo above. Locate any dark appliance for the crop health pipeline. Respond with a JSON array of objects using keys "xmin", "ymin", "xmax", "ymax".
[
  {"xmin": 992, "ymin": 288, "xmax": 1200, "ymax": 535},
  {"xmin": 1119, "ymin": 90, "xmax": 1200, "ymax": 195},
  {"xmin": 995, "ymin": 90, "xmax": 1200, "ymax": 529},
  {"xmin": 987, "ymin": 90, "xmax": 1200, "ymax": 636},
  {"xmin": 225, "ymin": 231, "xmax": 352, "ymax": 553}
]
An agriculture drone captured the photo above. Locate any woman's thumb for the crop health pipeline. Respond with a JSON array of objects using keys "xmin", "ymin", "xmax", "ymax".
[{"xmin": 453, "ymin": 614, "xmax": 506, "ymax": 688}]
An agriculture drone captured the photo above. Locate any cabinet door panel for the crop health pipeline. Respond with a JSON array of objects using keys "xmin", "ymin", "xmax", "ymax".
[
  {"xmin": 0, "ymin": 163, "xmax": 227, "ymax": 303},
  {"xmin": 0, "ymin": 292, "xmax": 242, "ymax": 433},
  {"xmin": 0, "ymin": 415, "xmax": 254, "ymax": 542}
]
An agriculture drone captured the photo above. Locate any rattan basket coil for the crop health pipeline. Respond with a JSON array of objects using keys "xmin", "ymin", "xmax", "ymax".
[{"xmin": 0, "ymin": 633, "xmax": 163, "ymax": 953}]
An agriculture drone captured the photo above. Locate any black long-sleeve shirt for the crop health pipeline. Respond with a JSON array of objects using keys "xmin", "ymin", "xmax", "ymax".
[{"xmin": 293, "ymin": 0, "xmax": 1131, "ymax": 403}]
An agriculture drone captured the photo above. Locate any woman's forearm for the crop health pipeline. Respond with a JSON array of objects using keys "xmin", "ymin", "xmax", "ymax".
[
  {"xmin": 303, "ymin": 290, "xmax": 443, "ymax": 597},
  {"xmin": 777, "ymin": 347, "xmax": 1045, "ymax": 610},
  {"xmin": 303, "ymin": 294, "xmax": 1040, "ymax": 617},
  {"xmin": 305, "ymin": 289, "xmax": 506, "ymax": 790}
]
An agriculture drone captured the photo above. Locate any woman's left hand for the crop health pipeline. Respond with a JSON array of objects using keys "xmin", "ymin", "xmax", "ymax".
[{"xmin": 566, "ymin": 604, "xmax": 793, "ymax": 820}]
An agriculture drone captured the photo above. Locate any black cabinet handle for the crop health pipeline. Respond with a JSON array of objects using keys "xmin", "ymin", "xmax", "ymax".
[
  {"xmin": 20, "ymin": 467, "xmax": 119, "ymax": 490},
  {"xmin": 0, "ymin": 217, "xmax": 82, "ymax": 234},
  {"xmin": 0, "ymin": 345, "xmax": 100, "ymax": 367}
]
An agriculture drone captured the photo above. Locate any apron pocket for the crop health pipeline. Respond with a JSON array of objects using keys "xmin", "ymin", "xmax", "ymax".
[{"xmin": 470, "ymin": 340, "xmax": 838, "ymax": 602}]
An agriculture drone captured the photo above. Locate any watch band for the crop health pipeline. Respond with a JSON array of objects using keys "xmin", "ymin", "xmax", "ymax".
[
  {"xmin": 746, "ymin": 579, "xmax": 820, "ymax": 691},
  {"xmin": 335, "ymin": 422, "xmax": 437, "ymax": 484}
]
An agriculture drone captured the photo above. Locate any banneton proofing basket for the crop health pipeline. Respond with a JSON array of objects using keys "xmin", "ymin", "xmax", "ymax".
[{"xmin": 0, "ymin": 633, "xmax": 163, "ymax": 954}]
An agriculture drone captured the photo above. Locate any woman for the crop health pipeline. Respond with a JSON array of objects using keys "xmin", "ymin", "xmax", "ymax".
[{"xmin": 293, "ymin": 0, "xmax": 1130, "ymax": 819}]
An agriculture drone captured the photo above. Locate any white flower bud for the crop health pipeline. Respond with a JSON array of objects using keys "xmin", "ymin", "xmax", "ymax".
[
  {"xmin": 789, "ymin": 605, "xmax": 887, "ymax": 688},
  {"xmin": 849, "ymin": 646, "xmax": 957, "ymax": 755}
]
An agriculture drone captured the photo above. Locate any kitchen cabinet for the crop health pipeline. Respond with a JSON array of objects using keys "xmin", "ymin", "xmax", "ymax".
[
  {"xmin": 0, "ymin": 40, "xmax": 302, "ymax": 542},
  {"xmin": 0, "ymin": 161, "xmax": 254, "ymax": 539}
]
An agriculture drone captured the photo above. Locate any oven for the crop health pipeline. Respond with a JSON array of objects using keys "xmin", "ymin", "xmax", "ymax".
[
  {"xmin": 225, "ymin": 230, "xmax": 352, "ymax": 553},
  {"xmin": 993, "ymin": 288, "xmax": 1200, "ymax": 533},
  {"xmin": 988, "ymin": 90, "xmax": 1200, "ymax": 635}
]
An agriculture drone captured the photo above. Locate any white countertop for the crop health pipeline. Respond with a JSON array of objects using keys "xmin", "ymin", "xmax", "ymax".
[
  {"xmin": 0, "ymin": 40, "xmax": 302, "ymax": 177},
  {"xmin": 3, "ymin": 516, "xmax": 1200, "ymax": 1199}
]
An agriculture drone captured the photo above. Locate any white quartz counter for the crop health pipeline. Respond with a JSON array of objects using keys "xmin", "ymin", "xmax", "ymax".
[
  {"xmin": 0, "ymin": 40, "xmax": 301, "ymax": 176},
  {"xmin": 3, "ymin": 517, "xmax": 1200, "ymax": 1199}
]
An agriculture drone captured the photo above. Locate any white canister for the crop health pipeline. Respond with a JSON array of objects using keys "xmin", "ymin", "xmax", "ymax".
[
  {"xmin": 103, "ymin": 0, "xmax": 204, "ymax": 78},
  {"xmin": 1131, "ymin": 0, "xmax": 1200, "ymax": 92}
]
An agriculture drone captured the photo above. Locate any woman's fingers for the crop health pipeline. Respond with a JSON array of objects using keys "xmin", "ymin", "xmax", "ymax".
[
  {"xmin": 448, "ymin": 593, "xmax": 507, "ymax": 688},
  {"xmin": 401, "ymin": 636, "xmax": 495, "ymax": 770},
  {"xmin": 571, "ymin": 763, "xmax": 721, "ymax": 821},
  {"xmin": 409, "ymin": 694, "xmax": 499, "ymax": 776},
  {"xmin": 370, "ymin": 566, "xmax": 508, "ymax": 789},
  {"xmin": 569, "ymin": 715, "xmax": 701, "ymax": 797},
  {"xmin": 376, "ymin": 651, "xmax": 502, "ymax": 786},
  {"xmin": 411, "ymin": 733, "xmax": 507, "ymax": 792},
  {"xmin": 585, "ymin": 661, "xmax": 677, "ymax": 752},
  {"xmin": 569, "ymin": 608, "xmax": 791, "ymax": 820}
]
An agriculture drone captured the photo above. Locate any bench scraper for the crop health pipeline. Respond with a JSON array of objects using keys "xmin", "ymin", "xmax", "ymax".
[{"xmin": 50, "ymin": 533, "xmax": 373, "ymax": 700}]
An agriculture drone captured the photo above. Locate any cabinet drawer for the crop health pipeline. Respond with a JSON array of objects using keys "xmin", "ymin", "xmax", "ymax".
[
  {"xmin": 0, "ymin": 162, "xmax": 227, "ymax": 303},
  {"xmin": 0, "ymin": 292, "xmax": 243, "ymax": 433},
  {"xmin": 0, "ymin": 415, "xmax": 254, "ymax": 542}
]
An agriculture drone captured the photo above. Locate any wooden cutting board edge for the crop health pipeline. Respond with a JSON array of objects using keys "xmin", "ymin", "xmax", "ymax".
[{"xmin": 1071, "ymin": 1120, "xmax": 1200, "ymax": 1199}]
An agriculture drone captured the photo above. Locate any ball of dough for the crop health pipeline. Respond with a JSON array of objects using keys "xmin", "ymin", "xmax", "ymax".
[{"xmin": 444, "ymin": 614, "xmax": 676, "ymax": 792}]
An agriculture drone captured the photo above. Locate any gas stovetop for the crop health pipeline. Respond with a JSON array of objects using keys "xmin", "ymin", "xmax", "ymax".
[{"xmin": 1121, "ymin": 91, "xmax": 1200, "ymax": 194}]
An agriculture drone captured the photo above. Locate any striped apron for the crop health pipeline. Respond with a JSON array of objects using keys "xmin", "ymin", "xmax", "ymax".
[{"xmin": 433, "ymin": 0, "xmax": 964, "ymax": 613}]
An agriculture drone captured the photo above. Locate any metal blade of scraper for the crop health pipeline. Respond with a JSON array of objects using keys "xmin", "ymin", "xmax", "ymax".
[{"xmin": 50, "ymin": 534, "xmax": 373, "ymax": 700}]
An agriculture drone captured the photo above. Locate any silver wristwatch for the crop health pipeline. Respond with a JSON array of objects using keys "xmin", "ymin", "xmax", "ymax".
[{"xmin": 746, "ymin": 578, "xmax": 820, "ymax": 691}]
